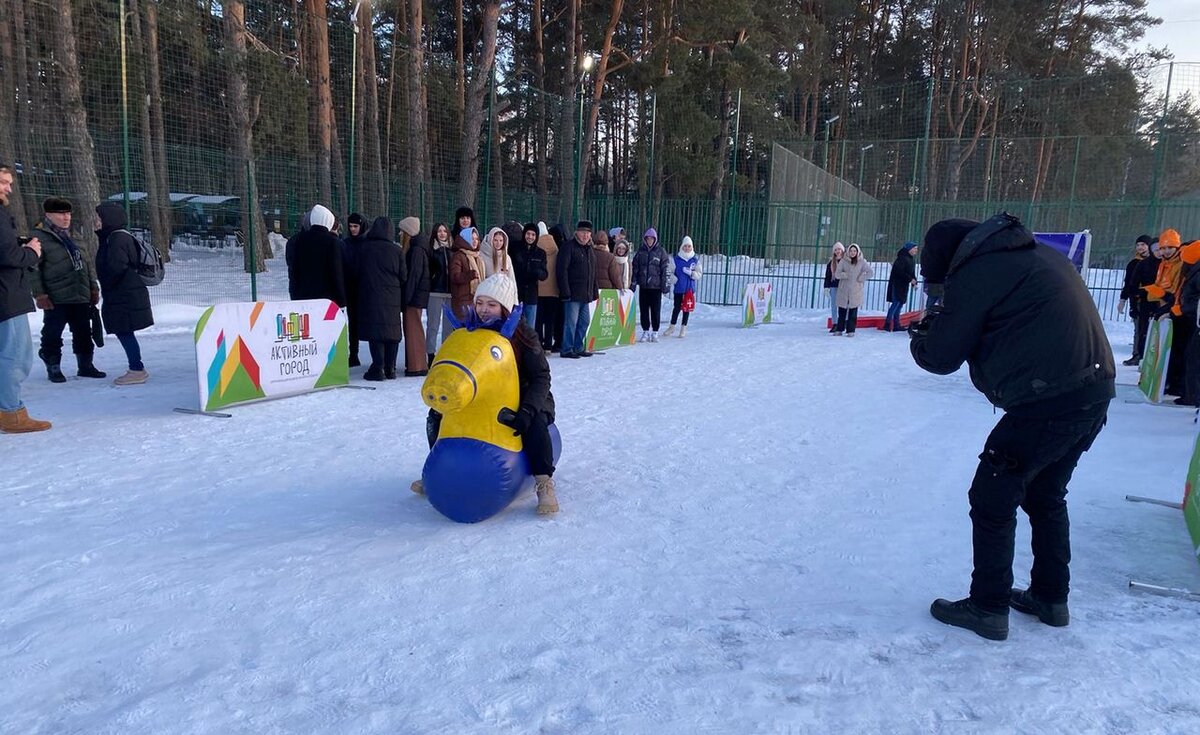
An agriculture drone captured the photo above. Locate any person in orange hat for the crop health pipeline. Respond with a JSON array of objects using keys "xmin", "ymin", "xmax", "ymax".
[
  {"xmin": 1142, "ymin": 228, "xmax": 1183, "ymax": 319},
  {"xmin": 1168, "ymin": 238, "xmax": 1200, "ymax": 402}
]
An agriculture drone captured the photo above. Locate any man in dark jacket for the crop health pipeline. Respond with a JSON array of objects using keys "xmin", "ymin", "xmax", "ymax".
[
  {"xmin": 95, "ymin": 201, "xmax": 154, "ymax": 385},
  {"xmin": 287, "ymin": 204, "xmax": 347, "ymax": 308},
  {"xmin": 511, "ymin": 222, "xmax": 548, "ymax": 330},
  {"xmin": 909, "ymin": 213, "xmax": 1114, "ymax": 641},
  {"xmin": 556, "ymin": 220, "xmax": 598, "ymax": 358},
  {"xmin": 355, "ymin": 217, "xmax": 407, "ymax": 380},
  {"xmin": 0, "ymin": 164, "xmax": 52, "ymax": 432},
  {"xmin": 341, "ymin": 212, "xmax": 368, "ymax": 367},
  {"xmin": 1121, "ymin": 235, "xmax": 1155, "ymax": 366},
  {"xmin": 30, "ymin": 197, "xmax": 106, "ymax": 382}
]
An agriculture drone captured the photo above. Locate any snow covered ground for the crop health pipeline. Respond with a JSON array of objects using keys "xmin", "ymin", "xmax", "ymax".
[{"xmin": 3, "ymin": 300, "xmax": 1198, "ymax": 734}]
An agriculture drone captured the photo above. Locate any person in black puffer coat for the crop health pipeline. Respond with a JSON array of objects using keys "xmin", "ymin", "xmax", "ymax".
[
  {"xmin": 95, "ymin": 201, "xmax": 154, "ymax": 386},
  {"xmin": 510, "ymin": 222, "xmax": 549, "ymax": 330},
  {"xmin": 909, "ymin": 212, "xmax": 1114, "ymax": 641},
  {"xmin": 341, "ymin": 212, "xmax": 368, "ymax": 367},
  {"xmin": 286, "ymin": 204, "xmax": 347, "ymax": 308},
  {"xmin": 884, "ymin": 241, "xmax": 918, "ymax": 332},
  {"xmin": 355, "ymin": 216, "xmax": 407, "ymax": 381},
  {"xmin": 401, "ymin": 216, "xmax": 430, "ymax": 376}
]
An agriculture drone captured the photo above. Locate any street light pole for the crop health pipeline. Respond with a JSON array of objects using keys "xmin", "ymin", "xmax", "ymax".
[
  {"xmin": 855, "ymin": 143, "xmax": 873, "ymax": 246},
  {"xmin": 573, "ymin": 54, "xmax": 594, "ymax": 226},
  {"xmin": 815, "ymin": 115, "xmax": 839, "ymax": 260}
]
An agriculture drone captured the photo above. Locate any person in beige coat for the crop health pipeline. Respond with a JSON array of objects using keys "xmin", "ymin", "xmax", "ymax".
[
  {"xmin": 534, "ymin": 222, "xmax": 561, "ymax": 350},
  {"xmin": 833, "ymin": 243, "xmax": 873, "ymax": 336}
]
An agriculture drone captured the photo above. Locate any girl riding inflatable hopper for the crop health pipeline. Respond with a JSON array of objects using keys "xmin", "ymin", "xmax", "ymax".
[{"xmin": 410, "ymin": 274, "xmax": 560, "ymax": 516}]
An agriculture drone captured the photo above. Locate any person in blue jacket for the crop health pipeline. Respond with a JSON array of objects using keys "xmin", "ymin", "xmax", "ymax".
[{"xmin": 664, "ymin": 236, "xmax": 701, "ymax": 338}]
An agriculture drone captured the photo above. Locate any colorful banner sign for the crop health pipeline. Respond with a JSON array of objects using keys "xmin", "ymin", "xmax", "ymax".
[
  {"xmin": 1184, "ymin": 430, "xmax": 1200, "ymax": 565},
  {"xmin": 742, "ymin": 282, "xmax": 773, "ymax": 326},
  {"xmin": 193, "ymin": 299, "xmax": 349, "ymax": 411},
  {"xmin": 585, "ymin": 289, "xmax": 638, "ymax": 351},
  {"xmin": 1138, "ymin": 316, "xmax": 1172, "ymax": 403}
]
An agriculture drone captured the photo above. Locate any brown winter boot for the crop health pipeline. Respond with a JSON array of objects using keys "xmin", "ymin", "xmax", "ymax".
[
  {"xmin": 1, "ymin": 408, "xmax": 52, "ymax": 434},
  {"xmin": 535, "ymin": 475, "xmax": 559, "ymax": 515},
  {"xmin": 410, "ymin": 479, "xmax": 426, "ymax": 496}
]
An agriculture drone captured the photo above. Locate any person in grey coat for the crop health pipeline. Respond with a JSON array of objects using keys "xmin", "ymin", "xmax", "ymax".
[{"xmin": 95, "ymin": 201, "xmax": 154, "ymax": 385}]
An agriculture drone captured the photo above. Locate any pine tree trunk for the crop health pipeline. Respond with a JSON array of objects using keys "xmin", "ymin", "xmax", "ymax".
[
  {"xmin": 408, "ymin": 0, "xmax": 430, "ymax": 218},
  {"xmin": 457, "ymin": 1, "xmax": 500, "ymax": 208},
  {"xmin": 222, "ymin": 0, "xmax": 268, "ymax": 273},
  {"xmin": 143, "ymin": 0, "xmax": 173, "ymax": 259},
  {"xmin": 708, "ymin": 85, "xmax": 733, "ymax": 252},
  {"xmin": 557, "ymin": 0, "xmax": 579, "ymax": 223},
  {"xmin": 308, "ymin": 0, "xmax": 334, "ymax": 208},
  {"xmin": 358, "ymin": 6, "xmax": 385, "ymax": 216},
  {"xmin": 579, "ymin": 0, "xmax": 625, "ymax": 192},
  {"xmin": 455, "ymin": 0, "xmax": 465, "ymax": 138},
  {"xmin": 532, "ymin": 0, "xmax": 548, "ymax": 218},
  {"xmin": 129, "ymin": 0, "xmax": 171, "ymax": 261},
  {"xmin": 0, "ymin": 0, "xmax": 28, "ymax": 231},
  {"xmin": 54, "ymin": 0, "xmax": 102, "ymax": 249}
]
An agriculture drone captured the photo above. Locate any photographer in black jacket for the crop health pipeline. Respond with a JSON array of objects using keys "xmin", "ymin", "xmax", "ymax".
[{"xmin": 909, "ymin": 213, "xmax": 1115, "ymax": 641}]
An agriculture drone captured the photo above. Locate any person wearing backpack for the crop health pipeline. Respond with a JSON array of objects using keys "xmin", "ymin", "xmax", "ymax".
[
  {"xmin": 30, "ymin": 197, "xmax": 106, "ymax": 382},
  {"xmin": 95, "ymin": 201, "xmax": 153, "ymax": 385}
]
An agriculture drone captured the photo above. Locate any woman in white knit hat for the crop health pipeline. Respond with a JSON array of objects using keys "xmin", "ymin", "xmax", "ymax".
[{"xmin": 414, "ymin": 274, "xmax": 561, "ymax": 514}]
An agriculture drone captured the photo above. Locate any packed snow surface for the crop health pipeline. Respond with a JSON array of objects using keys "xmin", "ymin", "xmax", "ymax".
[{"xmin": 3, "ymin": 296, "xmax": 1198, "ymax": 734}]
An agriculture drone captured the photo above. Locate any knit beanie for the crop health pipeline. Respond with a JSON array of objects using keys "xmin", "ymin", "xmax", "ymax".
[
  {"xmin": 1160, "ymin": 229, "xmax": 1182, "ymax": 250},
  {"xmin": 474, "ymin": 274, "xmax": 519, "ymax": 312},
  {"xmin": 398, "ymin": 216, "xmax": 421, "ymax": 237}
]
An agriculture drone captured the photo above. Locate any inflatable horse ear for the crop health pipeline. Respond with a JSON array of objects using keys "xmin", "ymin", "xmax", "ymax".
[{"xmin": 500, "ymin": 305, "xmax": 524, "ymax": 339}]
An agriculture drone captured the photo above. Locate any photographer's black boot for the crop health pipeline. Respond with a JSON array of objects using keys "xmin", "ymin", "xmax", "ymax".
[
  {"xmin": 930, "ymin": 597, "xmax": 1009, "ymax": 641},
  {"xmin": 1009, "ymin": 588, "xmax": 1069, "ymax": 627}
]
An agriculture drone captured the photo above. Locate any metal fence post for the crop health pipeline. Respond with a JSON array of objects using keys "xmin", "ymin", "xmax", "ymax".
[
  {"xmin": 1146, "ymin": 62, "xmax": 1174, "ymax": 233},
  {"xmin": 247, "ymin": 161, "xmax": 257, "ymax": 301}
]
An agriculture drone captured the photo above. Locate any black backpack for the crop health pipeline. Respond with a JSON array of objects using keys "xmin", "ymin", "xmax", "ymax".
[{"xmin": 119, "ymin": 229, "xmax": 165, "ymax": 286}]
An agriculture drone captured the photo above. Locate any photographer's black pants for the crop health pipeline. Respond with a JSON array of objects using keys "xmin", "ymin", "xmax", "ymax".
[
  {"xmin": 425, "ymin": 409, "xmax": 555, "ymax": 476},
  {"xmin": 967, "ymin": 401, "xmax": 1108, "ymax": 612}
]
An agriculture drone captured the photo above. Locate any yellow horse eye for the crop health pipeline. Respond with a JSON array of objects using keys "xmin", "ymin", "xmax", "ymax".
[{"xmin": 490, "ymin": 346, "xmax": 503, "ymax": 361}]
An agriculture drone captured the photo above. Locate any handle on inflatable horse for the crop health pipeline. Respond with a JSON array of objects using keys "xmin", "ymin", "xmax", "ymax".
[{"xmin": 419, "ymin": 305, "xmax": 562, "ymax": 522}]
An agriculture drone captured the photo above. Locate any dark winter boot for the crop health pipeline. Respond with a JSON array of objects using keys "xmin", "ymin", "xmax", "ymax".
[
  {"xmin": 1009, "ymin": 588, "xmax": 1069, "ymax": 627},
  {"xmin": 363, "ymin": 365, "xmax": 385, "ymax": 381},
  {"xmin": 930, "ymin": 597, "xmax": 1009, "ymax": 641},
  {"xmin": 45, "ymin": 362, "xmax": 66, "ymax": 383},
  {"xmin": 427, "ymin": 352, "xmax": 435, "ymax": 366},
  {"xmin": 1122, "ymin": 356, "xmax": 1140, "ymax": 366},
  {"xmin": 76, "ymin": 356, "xmax": 107, "ymax": 379}
]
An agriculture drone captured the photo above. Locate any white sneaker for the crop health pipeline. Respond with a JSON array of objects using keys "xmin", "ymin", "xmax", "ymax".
[
  {"xmin": 846, "ymin": 332, "xmax": 855, "ymax": 338},
  {"xmin": 663, "ymin": 325, "xmax": 676, "ymax": 337},
  {"xmin": 679, "ymin": 326, "xmax": 687, "ymax": 338},
  {"xmin": 638, "ymin": 330, "xmax": 649, "ymax": 343},
  {"xmin": 113, "ymin": 369, "xmax": 149, "ymax": 385},
  {"xmin": 650, "ymin": 331, "xmax": 659, "ymax": 342}
]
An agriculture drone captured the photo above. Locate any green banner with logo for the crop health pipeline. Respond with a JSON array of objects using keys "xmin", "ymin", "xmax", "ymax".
[
  {"xmin": 1138, "ymin": 316, "xmax": 1172, "ymax": 403},
  {"xmin": 585, "ymin": 289, "xmax": 638, "ymax": 351},
  {"xmin": 1185, "ymin": 431, "xmax": 1200, "ymax": 566}
]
